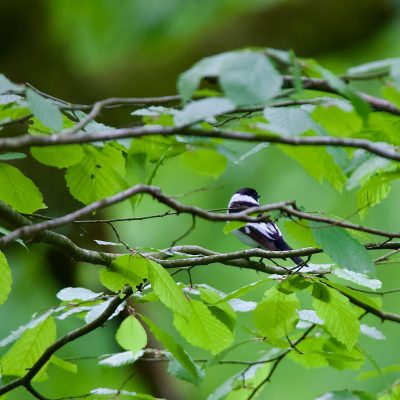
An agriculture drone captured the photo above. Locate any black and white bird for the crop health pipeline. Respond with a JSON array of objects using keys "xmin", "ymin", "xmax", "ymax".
[{"xmin": 228, "ymin": 188, "xmax": 305, "ymax": 266}]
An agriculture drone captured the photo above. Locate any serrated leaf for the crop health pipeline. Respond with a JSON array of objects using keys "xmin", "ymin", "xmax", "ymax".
[
  {"xmin": 0, "ymin": 163, "xmax": 46, "ymax": 213},
  {"xmin": 116, "ymin": 316, "xmax": 147, "ymax": 353},
  {"xmin": 65, "ymin": 144, "xmax": 126, "ymax": 205},
  {"xmin": 99, "ymin": 350, "xmax": 144, "ymax": 367},
  {"xmin": 31, "ymin": 145, "xmax": 84, "ymax": 169},
  {"xmin": 57, "ymin": 287, "xmax": 102, "ymax": 301},
  {"xmin": 323, "ymin": 338, "xmax": 365, "ymax": 370},
  {"xmin": 312, "ymin": 283, "xmax": 360, "ymax": 349},
  {"xmin": 253, "ymin": 285, "xmax": 300, "ymax": 340},
  {"xmin": 26, "ymin": 89, "xmax": 63, "ymax": 131},
  {"xmin": 357, "ymin": 170, "xmax": 400, "ymax": 220},
  {"xmin": 140, "ymin": 314, "xmax": 199, "ymax": 381},
  {"xmin": 99, "ymin": 254, "xmax": 149, "ymax": 293},
  {"xmin": 178, "ymin": 50, "xmax": 282, "ymax": 106},
  {"xmin": 174, "ymin": 300, "xmax": 233, "ymax": 354},
  {"xmin": 147, "ymin": 260, "xmax": 190, "ymax": 315},
  {"xmin": 311, "ymin": 222, "xmax": 374, "ymax": 275},
  {"xmin": 279, "ymin": 145, "xmax": 345, "ymax": 192},
  {"xmin": 174, "ymin": 97, "xmax": 235, "ymax": 126},
  {"xmin": 181, "ymin": 148, "xmax": 227, "ymax": 178},
  {"xmin": 0, "ymin": 316, "xmax": 56, "ymax": 377},
  {"xmin": 333, "ymin": 269, "xmax": 381, "ymax": 290},
  {"xmin": 0, "ymin": 251, "xmax": 11, "ymax": 306},
  {"xmin": 284, "ymin": 220, "xmax": 317, "ymax": 248}
]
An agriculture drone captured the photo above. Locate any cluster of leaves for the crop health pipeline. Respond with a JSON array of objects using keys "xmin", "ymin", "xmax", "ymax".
[{"xmin": 1, "ymin": 49, "xmax": 400, "ymax": 399}]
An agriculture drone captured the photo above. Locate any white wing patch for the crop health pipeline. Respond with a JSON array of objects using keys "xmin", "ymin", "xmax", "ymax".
[{"xmin": 247, "ymin": 221, "xmax": 282, "ymax": 241}]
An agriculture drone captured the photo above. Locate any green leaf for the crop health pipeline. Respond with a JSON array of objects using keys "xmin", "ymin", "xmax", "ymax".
[
  {"xmin": 311, "ymin": 222, "xmax": 374, "ymax": 275},
  {"xmin": 223, "ymin": 221, "xmax": 247, "ymax": 235},
  {"xmin": 332, "ymin": 269, "xmax": 381, "ymax": 291},
  {"xmin": 0, "ymin": 251, "xmax": 11, "ymax": 306},
  {"xmin": 357, "ymin": 170, "xmax": 400, "ymax": 220},
  {"xmin": 289, "ymin": 336, "xmax": 330, "ymax": 368},
  {"xmin": 116, "ymin": 316, "xmax": 147, "ymax": 353},
  {"xmin": 178, "ymin": 50, "xmax": 282, "ymax": 106},
  {"xmin": 0, "ymin": 163, "xmax": 46, "ymax": 213},
  {"xmin": 312, "ymin": 283, "xmax": 360, "ymax": 349},
  {"xmin": 358, "ymin": 364, "xmax": 400, "ymax": 381},
  {"xmin": 147, "ymin": 260, "xmax": 190, "ymax": 315},
  {"xmin": 99, "ymin": 254, "xmax": 149, "ymax": 293},
  {"xmin": 253, "ymin": 285, "xmax": 300, "ymax": 340},
  {"xmin": 283, "ymin": 220, "xmax": 317, "ymax": 248},
  {"xmin": 26, "ymin": 88, "xmax": 63, "ymax": 131},
  {"xmin": 323, "ymin": 338, "xmax": 365, "ymax": 370},
  {"xmin": 140, "ymin": 314, "xmax": 199, "ymax": 381},
  {"xmin": 264, "ymin": 107, "xmax": 315, "ymax": 136},
  {"xmin": 378, "ymin": 379, "xmax": 400, "ymax": 400},
  {"xmin": 215, "ymin": 280, "xmax": 268, "ymax": 305},
  {"xmin": 181, "ymin": 148, "xmax": 227, "ymax": 178},
  {"xmin": 174, "ymin": 299, "xmax": 233, "ymax": 354},
  {"xmin": 279, "ymin": 145, "xmax": 345, "ymax": 192},
  {"xmin": 65, "ymin": 144, "xmax": 126, "ymax": 205},
  {"xmin": 31, "ymin": 145, "xmax": 84, "ymax": 169},
  {"xmin": 0, "ymin": 316, "xmax": 56, "ymax": 377},
  {"xmin": 207, "ymin": 362, "xmax": 271, "ymax": 400},
  {"xmin": 99, "ymin": 350, "xmax": 144, "ymax": 367},
  {"xmin": 382, "ymin": 84, "xmax": 400, "ymax": 108},
  {"xmin": 90, "ymin": 387, "xmax": 155, "ymax": 399},
  {"xmin": 50, "ymin": 355, "xmax": 77, "ymax": 374},
  {"xmin": 167, "ymin": 358, "xmax": 204, "ymax": 386},
  {"xmin": 0, "ymin": 153, "xmax": 26, "ymax": 161},
  {"xmin": 174, "ymin": 97, "xmax": 235, "ymax": 126},
  {"xmin": 317, "ymin": 390, "xmax": 376, "ymax": 400}
]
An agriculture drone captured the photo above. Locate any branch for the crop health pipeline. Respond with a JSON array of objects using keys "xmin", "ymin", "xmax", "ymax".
[
  {"xmin": 0, "ymin": 286, "xmax": 133, "ymax": 397},
  {"xmin": 1, "ymin": 124, "xmax": 400, "ymax": 162}
]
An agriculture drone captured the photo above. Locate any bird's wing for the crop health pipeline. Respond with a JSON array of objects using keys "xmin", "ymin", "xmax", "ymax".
[{"xmin": 241, "ymin": 222, "xmax": 281, "ymax": 251}]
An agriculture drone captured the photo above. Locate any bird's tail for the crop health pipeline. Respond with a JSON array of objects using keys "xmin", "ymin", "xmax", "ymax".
[{"xmin": 274, "ymin": 237, "xmax": 307, "ymax": 267}]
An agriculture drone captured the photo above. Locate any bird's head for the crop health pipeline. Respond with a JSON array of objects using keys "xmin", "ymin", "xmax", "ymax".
[{"xmin": 228, "ymin": 187, "xmax": 260, "ymax": 212}]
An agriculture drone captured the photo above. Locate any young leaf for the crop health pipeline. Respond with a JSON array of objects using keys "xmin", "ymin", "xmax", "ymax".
[
  {"xmin": 289, "ymin": 336, "xmax": 330, "ymax": 368},
  {"xmin": 50, "ymin": 355, "xmax": 78, "ymax": 374},
  {"xmin": 333, "ymin": 269, "xmax": 381, "ymax": 290},
  {"xmin": 311, "ymin": 222, "xmax": 375, "ymax": 275},
  {"xmin": 0, "ymin": 316, "xmax": 56, "ymax": 377},
  {"xmin": 167, "ymin": 358, "xmax": 204, "ymax": 386},
  {"xmin": 0, "ymin": 251, "xmax": 11, "ymax": 306},
  {"xmin": 99, "ymin": 350, "xmax": 144, "ymax": 367},
  {"xmin": 99, "ymin": 254, "xmax": 149, "ymax": 293},
  {"xmin": 312, "ymin": 283, "xmax": 360, "ymax": 349},
  {"xmin": 65, "ymin": 144, "xmax": 126, "ymax": 205},
  {"xmin": 181, "ymin": 148, "xmax": 227, "ymax": 178},
  {"xmin": 358, "ymin": 364, "xmax": 400, "ymax": 381},
  {"xmin": 253, "ymin": 285, "xmax": 300, "ymax": 340},
  {"xmin": 147, "ymin": 260, "xmax": 191, "ymax": 315},
  {"xmin": 284, "ymin": 220, "xmax": 317, "ymax": 248},
  {"xmin": 26, "ymin": 88, "xmax": 63, "ymax": 131},
  {"xmin": 0, "ymin": 163, "xmax": 46, "ymax": 213},
  {"xmin": 116, "ymin": 316, "xmax": 147, "ymax": 353},
  {"xmin": 215, "ymin": 280, "xmax": 268, "ymax": 304},
  {"xmin": 322, "ymin": 338, "xmax": 365, "ymax": 370},
  {"xmin": 223, "ymin": 220, "xmax": 247, "ymax": 235},
  {"xmin": 279, "ymin": 145, "xmax": 345, "ymax": 192},
  {"xmin": 174, "ymin": 97, "xmax": 235, "ymax": 126},
  {"xmin": 31, "ymin": 145, "xmax": 84, "ymax": 169},
  {"xmin": 174, "ymin": 300, "xmax": 233, "ymax": 354},
  {"xmin": 178, "ymin": 50, "xmax": 282, "ymax": 106},
  {"xmin": 57, "ymin": 287, "xmax": 102, "ymax": 301},
  {"xmin": 140, "ymin": 314, "xmax": 199, "ymax": 381}
]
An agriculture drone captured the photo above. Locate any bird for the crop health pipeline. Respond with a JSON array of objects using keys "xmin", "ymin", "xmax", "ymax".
[{"xmin": 228, "ymin": 187, "xmax": 305, "ymax": 266}]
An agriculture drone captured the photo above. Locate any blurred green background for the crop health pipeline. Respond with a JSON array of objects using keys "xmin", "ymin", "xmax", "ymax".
[{"xmin": 1, "ymin": 0, "xmax": 400, "ymax": 399}]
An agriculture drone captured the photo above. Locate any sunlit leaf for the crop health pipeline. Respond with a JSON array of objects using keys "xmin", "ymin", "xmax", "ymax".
[
  {"xmin": 181, "ymin": 148, "xmax": 227, "ymax": 178},
  {"xmin": 0, "ymin": 163, "xmax": 46, "ymax": 213},
  {"xmin": 0, "ymin": 251, "xmax": 11, "ymax": 306},
  {"xmin": 31, "ymin": 145, "xmax": 84, "ymax": 168},
  {"xmin": 116, "ymin": 316, "xmax": 147, "ymax": 353}
]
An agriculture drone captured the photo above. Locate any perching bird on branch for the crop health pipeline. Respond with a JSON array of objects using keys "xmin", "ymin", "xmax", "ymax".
[{"xmin": 228, "ymin": 187, "xmax": 305, "ymax": 266}]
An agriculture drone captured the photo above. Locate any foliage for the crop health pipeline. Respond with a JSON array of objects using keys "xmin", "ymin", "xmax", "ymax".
[{"xmin": 1, "ymin": 49, "xmax": 400, "ymax": 399}]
